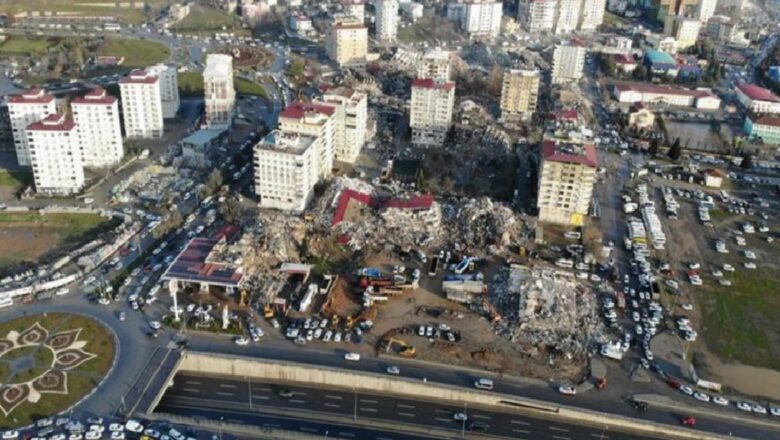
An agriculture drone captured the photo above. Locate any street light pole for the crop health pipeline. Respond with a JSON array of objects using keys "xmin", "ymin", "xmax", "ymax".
[
  {"xmin": 461, "ymin": 402, "xmax": 467, "ymax": 437},
  {"xmin": 353, "ymin": 388, "xmax": 357, "ymax": 421}
]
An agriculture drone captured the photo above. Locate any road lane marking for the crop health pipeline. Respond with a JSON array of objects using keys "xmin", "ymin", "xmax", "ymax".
[
  {"xmin": 397, "ymin": 412, "xmax": 415, "ymax": 418},
  {"xmin": 324, "ymin": 403, "xmax": 341, "ymax": 408},
  {"xmin": 252, "ymin": 395, "xmax": 270, "ymax": 400},
  {"xmin": 434, "ymin": 409, "xmax": 450, "ymax": 414},
  {"xmin": 216, "ymin": 392, "xmax": 234, "ymax": 397},
  {"xmin": 511, "ymin": 420, "xmax": 530, "ymax": 426},
  {"xmin": 300, "ymin": 427, "xmax": 317, "ymax": 433},
  {"xmin": 289, "ymin": 399, "xmax": 306, "ymax": 404},
  {"xmin": 254, "ymin": 387, "xmax": 271, "ymax": 392},
  {"xmin": 227, "ymin": 419, "xmax": 243, "ymax": 424},
  {"xmin": 359, "ymin": 407, "xmax": 378, "ymax": 413},
  {"xmin": 553, "ymin": 436, "xmax": 570, "ymax": 440},
  {"xmin": 182, "ymin": 388, "xmax": 200, "ymax": 393},
  {"xmin": 512, "ymin": 429, "xmax": 530, "ymax": 434},
  {"xmin": 184, "ymin": 380, "xmax": 201, "ymax": 385},
  {"xmin": 435, "ymin": 417, "xmax": 451, "ymax": 422},
  {"xmin": 550, "ymin": 426, "xmax": 570, "ymax": 433},
  {"xmin": 325, "ymin": 394, "xmax": 343, "ymax": 400},
  {"xmin": 397, "ymin": 403, "xmax": 415, "ymax": 409},
  {"xmin": 590, "ymin": 434, "xmax": 609, "ymax": 439},
  {"xmin": 339, "ymin": 433, "xmax": 355, "ymax": 438},
  {"xmin": 471, "ymin": 414, "xmax": 491, "ymax": 420},
  {"xmin": 295, "ymin": 391, "xmax": 308, "ymax": 396},
  {"xmin": 263, "ymin": 423, "xmax": 279, "ymax": 428},
  {"xmin": 219, "ymin": 383, "xmax": 237, "ymax": 388},
  {"xmin": 360, "ymin": 399, "xmax": 378, "ymax": 404}
]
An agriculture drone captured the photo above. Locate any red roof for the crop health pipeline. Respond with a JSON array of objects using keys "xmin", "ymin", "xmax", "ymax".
[
  {"xmin": 551, "ymin": 108, "xmax": 580, "ymax": 121},
  {"xmin": 331, "ymin": 189, "xmax": 434, "ymax": 227},
  {"xmin": 614, "ymin": 83, "xmax": 715, "ymax": 98},
  {"xmin": 72, "ymin": 87, "xmax": 117, "ymax": 105},
  {"xmin": 737, "ymin": 83, "xmax": 780, "ymax": 103},
  {"xmin": 613, "ymin": 53, "xmax": 636, "ymax": 65},
  {"xmin": 8, "ymin": 88, "xmax": 54, "ymax": 104},
  {"xmin": 335, "ymin": 23, "xmax": 367, "ymax": 30},
  {"xmin": 542, "ymin": 140, "xmax": 597, "ymax": 167},
  {"xmin": 412, "ymin": 78, "xmax": 455, "ymax": 91},
  {"xmin": 119, "ymin": 69, "xmax": 158, "ymax": 85},
  {"xmin": 279, "ymin": 101, "xmax": 336, "ymax": 119},
  {"xmin": 753, "ymin": 115, "xmax": 780, "ymax": 127},
  {"xmin": 26, "ymin": 113, "xmax": 76, "ymax": 131}
]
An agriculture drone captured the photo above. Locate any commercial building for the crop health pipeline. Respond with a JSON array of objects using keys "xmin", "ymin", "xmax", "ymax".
[
  {"xmin": 552, "ymin": 41, "xmax": 587, "ymax": 84},
  {"xmin": 409, "ymin": 78, "xmax": 456, "ymax": 146},
  {"xmin": 321, "ymin": 87, "xmax": 368, "ymax": 163},
  {"xmin": 500, "ymin": 69, "xmax": 540, "ymax": 123},
  {"xmin": 735, "ymin": 83, "xmax": 780, "ymax": 115},
  {"xmin": 743, "ymin": 115, "xmax": 780, "ymax": 145},
  {"xmin": 148, "ymin": 63, "xmax": 180, "ymax": 119},
  {"xmin": 25, "ymin": 114, "xmax": 85, "ymax": 195},
  {"xmin": 644, "ymin": 50, "xmax": 679, "ymax": 76},
  {"xmin": 203, "ymin": 54, "xmax": 236, "ymax": 130},
  {"xmin": 253, "ymin": 130, "xmax": 319, "ymax": 212},
  {"xmin": 664, "ymin": 15, "xmax": 701, "ymax": 49},
  {"xmin": 612, "ymin": 83, "xmax": 721, "ymax": 110},
  {"xmin": 71, "ymin": 87, "xmax": 124, "ymax": 168},
  {"xmin": 279, "ymin": 101, "xmax": 336, "ymax": 178},
  {"xmin": 446, "ymin": 0, "xmax": 503, "ymax": 37},
  {"xmin": 119, "ymin": 69, "xmax": 164, "ymax": 139},
  {"xmin": 579, "ymin": 0, "xmax": 606, "ymax": 31},
  {"xmin": 696, "ymin": 0, "xmax": 717, "ymax": 22},
  {"xmin": 537, "ymin": 139, "xmax": 597, "ymax": 226},
  {"xmin": 417, "ymin": 48, "xmax": 451, "ymax": 83},
  {"xmin": 7, "ymin": 88, "xmax": 56, "ymax": 167},
  {"xmin": 326, "ymin": 17, "xmax": 368, "ymax": 67},
  {"xmin": 613, "ymin": 53, "xmax": 638, "ymax": 74},
  {"xmin": 706, "ymin": 15, "xmax": 739, "ymax": 43},
  {"xmin": 519, "ymin": 0, "xmax": 557, "ymax": 33},
  {"xmin": 555, "ymin": 0, "xmax": 582, "ymax": 34},
  {"xmin": 375, "ymin": 0, "xmax": 399, "ymax": 42}
]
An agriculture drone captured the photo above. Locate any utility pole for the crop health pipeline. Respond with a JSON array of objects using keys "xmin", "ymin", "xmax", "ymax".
[
  {"xmin": 353, "ymin": 388, "xmax": 357, "ymax": 421},
  {"xmin": 461, "ymin": 402, "xmax": 467, "ymax": 437}
]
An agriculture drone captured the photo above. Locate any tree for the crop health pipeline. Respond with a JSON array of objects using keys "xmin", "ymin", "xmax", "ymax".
[
  {"xmin": 740, "ymin": 153, "xmax": 754, "ymax": 169},
  {"xmin": 668, "ymin": 138, "xmax": 682, "ymax": 160},
  {"xmin": 649, "ymin": 138, "xmax": 660, "ymax": 156}
]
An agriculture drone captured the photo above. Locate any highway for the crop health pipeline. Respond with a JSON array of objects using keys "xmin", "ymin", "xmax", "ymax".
[{"xmin": 156, "ymin": 372, "xmax": 657, "ymax": 440}]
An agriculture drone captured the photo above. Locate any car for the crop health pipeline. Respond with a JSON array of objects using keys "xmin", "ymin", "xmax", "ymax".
[
  {"xmin": 270, "ymin": 318, "xmax": 280, "ymax": 329},
  {"xmin": 736, "ymin": 401, "xmax": 753, "ymax": 412},
  {"xmin": 88, "ymin": 425, "xmax": 104, "ymax": 433},
  {"xmin": 719, "ymin": 279, "xmax": 732, "ymax": 286},
  {"xmin": 711, "ymin": 270, "xmax": 723, "ymax": 278},
  {"xmin": 55, "ymin": 287, "xmax": 69, "ymax": 296},
  {"xmin": 37, "ymin": 418, "xmax": 54, "ymax": 428},
  {"xmin": 278, "ymin": 389, "xmax": 294, "ymax": 398},
  {"xmin": 712, "ymin": 396, "xmax": 729, "ymax": 406},
  {"xmin": 334, "ymin": 332, "xmax": 342, "ymax": 342},
  {"xmin": 98, "ymin": 297, "xmax": 111, "ymax": 306},
  {"xmin": 119, "ymin": 311, "xmax": 126, "ymax": 321},
  {"xmin": 467, "ymin": 420, "xmax": 489, "ymax": 432},
  {"xmin": 752, "ymin": 404, "xmax": 768, "ymax": 414},
  {"xmin": 143, "ymin": 429, "xmax": 161, "ymax": 439},
  {"xmin": 770, "ymin": 407, "xmax": 780, "ymax": 416},
  {"xmin": 693, "ymin": 392, "xmax": 710, "ymax": 402},
  {"xmin": 234, "ymin": 336, "xmax": 250, "ymax": 346},
  {"xmin": 66, "ymin": 421, "xmax": 85, "ymax": 432},
  {"xmin": 386, "ymin": 365, "xmax": 400, "ymax": 375},
  {"xmin": 109, "ymin": 423, "xmax": 124, "ymax": 432},
  {"xmin": 84, "ymin": 432, "xmax": 100, "ymax": 440},
  {"xmin": 344, "ymin": 352, "xmax": 360, "ymax": 361},
  {"xmin": 306, "ymin": 329, "xmax": 314, "ymax": 341},
  {"xmin": 474, "ymin": 378, "xmax": 494, "ymax": 390},
  {"xmin": 69, "ymin": 434, "xmax": 84, "ymax": 440},
  {"xmin": 50, "ymin": 435, "xmax": 66, "ymax": 440},
  {"xmin": 679, "ymin": 385, "xmax": 694, "ymax": 395},
  {"xmin": 453, "ymin": 412, "xmax": 468, "ymax": 421},
  {"xmin": 665, "ymin": 279, "xmax": 679, "ymax": 289},
  {"xmin": 744, "ymin": 262, "xmax": 757, "ymax": 269},
  {"xmin": 83, "ymin": 275, "xmax": 96, "ymax": 285},
  {"xmin": 323, "ymin": 330, "xmax": 332, "ymax": 342},
  {"xmin": 681, "ymin": 303, "xmax": 694, "ymax": 311},
  {"xmin": 110, "ymin": 432, "xmax": 125, "ymax": 440},
  {"xmin": 558, "ymin": 385, "xmax": 577, "ymax": 396},
  {"xmin": 2, "ymin": 431, "xmax": 19, "ymax": 440},
  {"xmin": 723, "ymin": 264, "xmax": 735, "ymax": 272},
  {"xmin": 149, "ymin": 321, "xmax": 161, "ymax": 330}
]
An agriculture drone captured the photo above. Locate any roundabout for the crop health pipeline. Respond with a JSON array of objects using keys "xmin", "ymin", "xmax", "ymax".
[{"xmin": 0, "ymin": 314, "xmax": 115, "ymax": 428}]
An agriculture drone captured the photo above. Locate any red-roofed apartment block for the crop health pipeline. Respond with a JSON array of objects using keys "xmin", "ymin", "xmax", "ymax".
[
  {"xmin": 537, "ymin": 139, "xmax": 598, "ymax": 226},
  {"xmin": 735, "ymin": 83, "xmax": 780, "ymax": 115}
]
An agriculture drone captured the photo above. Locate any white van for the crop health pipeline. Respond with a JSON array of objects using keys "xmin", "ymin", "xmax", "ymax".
[
  {"xmin": 474, "ymin": 378, "xmax": 494, "ymax": 390},
  {"xmin": 344, "ymin": 353, "xmax": 361, "ymax": 362}
]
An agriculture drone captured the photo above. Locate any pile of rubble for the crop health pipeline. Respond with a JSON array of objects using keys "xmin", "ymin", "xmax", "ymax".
[
  {"xmin": 490, "ymin": 264, "xmax": 607, "ymax": 359},
  {"xmin": 441, "ymin": 197, "xmax": 523, "ymax": 254}
]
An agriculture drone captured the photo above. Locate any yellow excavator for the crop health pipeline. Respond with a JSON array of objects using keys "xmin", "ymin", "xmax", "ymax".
[
  {"xmin": 385, "ymin": 337, "xmax": 417, "ymax": 358},
  {"xmin": 263, "ymin": 305, "xmax": 274, "ymax": 319}
]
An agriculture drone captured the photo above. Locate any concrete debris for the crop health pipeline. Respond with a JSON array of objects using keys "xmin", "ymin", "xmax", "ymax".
[{"xmin": 489, "ymin": 264, "xmax": 606, "ymax": 358}]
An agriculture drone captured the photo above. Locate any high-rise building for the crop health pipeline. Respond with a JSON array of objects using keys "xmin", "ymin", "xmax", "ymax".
[
  {"xmin": 519, "ymin": 0, "xmax": 557, "ymax": 33},
  {"xmin": 664, "ymin": 15, "xmax": 701, "ymax": 49},
  {"xmin": 375, "ymin": 0, "xmax": 399, "ymax": 42},
  {"xmin": 417, "ymin": 48, "xmax": 451, "ymax": 84},
  {"xmin": 579, "ymin": 0, "xmax": 606, "ymax": 31},
  {"xmin": 119, "ymin": 69, "xmax": 164, "ymax": 139},
  {"xmin": 500, "ymin": 69, "xmax": 540, "ymax": 123},
  {"xmin": 537, "ymin": 139, "xmax": 597, "ymax": 226},
  {"xmin": 71, "ymin": 87, "xmax": 124, "ymax": 168},
  {"xmin": 203, "ymin": 54, "xmax": 236, "ymax": 130},
  {"xmin": 25, "ymin": 114, "xmax": 85, "ymax": 195},
  {"xmin": 696, "ymin": 0, "xmax": 717, "ymax": 22},
  {"xmin": 148, "ymin": 63, "xmax": 180, "ymax": 119},
  {"xmin": 326, "ymin": 17, "xmax": 368, "ymax": 67},
  {"xmin": 410, "ymin": 78, "xmax": 456, "ymax": 146},
  {"xmin": 279, "ymin": 101, "xmax": 336, "ymax": 178},
  {"xmin": 7, "ymin": 88, "xmax": 56, "ymax": 167},
  {"xmin": 450, "ymin": 0, "xmax": 503, "ymax": 37},
  {"xmin": 343, "ymin": 0, "xmax": 365, "ymax": 22},
  {"xmin": 552, "ymin": 40, "xmax": 587, "ymax": 84},
  {"xmin": 652, "ymin": 0, "xmax": 699, "ymax": 21},
  {"xmin": 254, "ymin": 130, "xmax": 319, "ymax": 213},
  {"xmin": 555, "ymin": 0, "xmax": 581, "ymax": 34},
  {"xmin": 320, "ymin": 87, "xmax": 368, "ymax": 164}
]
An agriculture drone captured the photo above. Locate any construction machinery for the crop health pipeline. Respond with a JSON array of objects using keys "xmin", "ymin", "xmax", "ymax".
[
  {"xmin": 384, "ymin": 337, "xmax": 417, "ymax": 358},
  {"xmin": 263, "ymin": 305, "xmax": 274, "ymax": 319}
]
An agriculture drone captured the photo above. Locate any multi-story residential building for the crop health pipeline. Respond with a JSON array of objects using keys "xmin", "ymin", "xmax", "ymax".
[
  {"xmin": 735, "ymin": 83, "xmax": 780, "ymax": 115},
  {"xmin": 500, "ymin": 69, "xmax": 540, "ymax": 123},
  {"xmin": 119, "ymin": 69, "xmax": 164, "ymax": 139},
  {"xmin": 664, "ymin": 15, "xmax": 701, "ymax": 49},
  {"xmin": 652, "ymin": 0, "xmax": 699, "ymax": 20},
  {"xmin": 552, "ymin": 40, "xmax": 586, "ymax": 84},
  {"xmin": 25, "ymin": 114, "xmax": 84, "ymax": 195},
  {"xmin": 279, "ymin": 101, "xmax": 336, "ymax": 178},
  {"xmin": 706, "ymin": 15, "xmax": 738, "ymax": 43},
  {"xmin": 343, "ymin": 0, "xmax": 365, "ymax": 22},
  {"xmin": 554, "ymin": 0, "xmax": 581, "ymax": 34},
  {"xmin": 148, "ymin": 63, "xmax": 180, "ymax": 119},
  {"xmin": 326, "ymin": 17, "xmax": 368, "ymax": 67},
  {"xmin": 203, "ymin": 54, "xmax": 236, "ymax": 130},
  {"xmin": 409, "ymin": 78, "xmax": 456, "ymax": 146},
  {"xmin": 519, "ymin": 0, "xmax": 557, "ymax": 33},
  {"xmin": 446, "ymin": 0, "xmax": 503, "ymax": 37},
  {"xmin": 579, "ymin": 0, "xmax": 606, "ymax": 30},
  {"xmin": 320, "ymin": 87, "xmax": 368, "ymax": 164},
  {"xmin": 696, "ymin": 0, "xmax": 717, "ymax": 22},
  {"xmin": 743, "ymin": 115, "xmax": 780, "ymax": 145},
  {"xmin": 254, "ymin": 130, "xmax": 319, "ymax": 213},
  {"xmin": 417, "ymin": 48, "xmax": 451, "ymax": 83},
  {"xmin": 537, "ymin": 139, "xmax": 597, "ymax": 226},
  {"xmin": 7, "ymin": 88, "xmax": 56, "ymax": 166},
  {"xmin": 71, "ymin": 87, "xmax": 123, "ymax": 168},
  {"xmin": 375, "ymin": 0, "xmax": 399, "ymax": 42}
]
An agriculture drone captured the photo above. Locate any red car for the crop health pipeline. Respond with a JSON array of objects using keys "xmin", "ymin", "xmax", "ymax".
[{"xmin": 681, "ymin": 416, "xmax": 696, "ymax": 426}]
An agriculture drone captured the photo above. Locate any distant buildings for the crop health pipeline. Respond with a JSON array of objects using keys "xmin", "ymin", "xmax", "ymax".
[
  {"xmin": 613, "ymin": 53, "xmax": 638, "ymax": 74},
  {"xmin": 664, "ymin": 15, "xmax": 701, "ymax": 49},
  {"xmin": 446, "ymin": 0, "xmax": 503, "ymax": 37},
  {"xmin": 25, "ymin": 114, "xmax": 84, "ymax": 195},
  {"xmin": 320, "ymin": 87, "xmax": 368, "ymax": 164},
  {"xmin": 119, "ymin": 69, "xmax": 164, "ymax": 139},
  {"xmin": 706, "ymin": 15, "xmax": 739, "ymax": 43},
  {"xmin": 375, "ymin": 0, "xmax": 399, "ymax": 42},
  {"xmin": 71, "ymin": 87, "xmax": 124, "ymax": 168},
  {"xmin": 519, "ymin": 0, "xmax": 557, "ymax": 33},
  {"xmin": 696, "ymin": 0, "xmax": 717, "ymax": 23},
  {"xmin": 743, "ymin": 115, "xmax": 780, "ymax": 145},
  {"xmin": 203, "ymin": 54, "xmax": 236, "ymax": 130},
  {"xmin": 343, "ymin": 0, "xmax": 365, "ymax": 22},
  {"xmin": 417, "ymin": 48, "xmax": 451, "ymax": 84},
  {"xmin": 410, "ymin": 78, "xmax": 456, "ymax": 146},
  {"xmin": 279, "ymin": 101, "xmax": 336, "ymax": 178},
  {"xmin": 652, "ymin": 0, "xmax": 698, "ymax": 21},
  {"xmin": 7, "ymin": 88, "xmax": 56, "ymax": 167},
  {"xmin": 579, "ymin": 0, "xmax": 606, "ymax": 31},
  {"xmin": 253, "ymin": 130, "xmax": 319, "ymax": 213},
  {"xmin": 148, "ymin": 63, "xmax": 180, "ymax": 119},
  {"xmin": 555, "ymin": 0, "xmax": 582, "ymax": 34},
  {"xmin": 612, "ymin": 83, "xmax": 721, "ymax": 110},
  {"xmin": 500, "ymin": 69, "xmax": 540, "ymax": 123},
  {"xmin": 537, "ymin": 140, "xmax": 597, "ymax": 226},
  {"xmin": 552, "ymin": 41, "xmax": 586, "ymax": 84},
  {"xmin": 326, "ymin": 17, "xmax": 368, "ymax": 67},
  {"xmin": 735, "ymin": 83, "xmax": 780, "ymax": 115}
]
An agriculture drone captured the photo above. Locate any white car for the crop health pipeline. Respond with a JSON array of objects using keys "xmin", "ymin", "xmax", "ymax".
[
  {"xmin": 558, "ymin": 385, "xmax": 577, "ymax": 396},
  {"xmin": 681, "ymin": 303, "xmax": 694, "ymax": 311},
  {"xmin": 712, "ymin": 396, "xmax": 729, "ymax": 406},
  {"xmin": 711, "ymin": 270, "xmax": 723, "ymax": 278},
  {"xmin": 108, "ymin": 424, "xmax": 124, "ymax": 432},
  {"xmin": 2, "ymin": 431, "xmax": 19, "ymax": 440},
  {"xmin": 679, "ymin": 385, "xmax": 694, "ymax": 396},
  {"xmin": 770, "ymin": 407, "xmax": 780, "ymax": 416},
  {"xmin": 753, "ymin": 404, "xmax": 768, "ymax": 414},
  {"xmin": 744, "ymin": 262, "xmax": 757, "ymax": 269},
  {"xmin": 109, "ymin": 430, "xmax": 124, "ymax": 438},
  {"xmin": 69, "ymin": 434, "xmax": 83, "ymax": 440},
  {"xmin": 744, "ymin": 250, "xmax": 756, "ymax": 259},
  {"xmin": 693, "ymin": 392, "xmax": 710, "ymax": 402},
  {"xmin": 723, "ymin": 264, "xmax": 735, "ymax": 272},
  {"xmin": 736, "ymin": 401, "xmax": 753, "ymax": 412},
  {"xmin": 688, "ymin": 262, "xmax": 700, "ymax": 270},
  {"xmin": 55, "ymin": 287, "xmax": 69, "ymax": 296},
  {"xmin": 665, "ymin": 279, "xmax": 679, "ymax": 289},
  {"xmin": 88, "ymin": 425, "xmax": 104, "ymax": 433},
  {"xmin": 453, "ymin": 412, "xmax": 468, "ymax": 421},
  {"xmin": 149, "ymin": 321, "xmax": 162, "ymax": 330},
  {"xmin": 234, "ymin": 336, "xmax": 250, "ymax": 346},
  {"xmin": 719, "ymin": 279, "xmax": 733, "ymax": 286},
  {"xmin": 143, "ymin": 429, "xmax": 160, "ymax": 439},
  {"xmin": 344, "ymin": 352, "xmax": 360, "ymax": 361},
  {"xmin": 386, "ymin": 365, "xmax": 400, "ymax": 375},
  {"xmin": 84, "ymin": 432, "xmax": 100, "ymax": 440}
]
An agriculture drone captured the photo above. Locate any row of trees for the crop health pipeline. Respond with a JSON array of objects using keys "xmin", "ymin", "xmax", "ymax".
[{"xmin": 647, "ymin": 137, "xmax": 754, "ymax": 169}]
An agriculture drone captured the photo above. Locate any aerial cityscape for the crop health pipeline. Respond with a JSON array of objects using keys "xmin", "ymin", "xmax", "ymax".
[{"xmin": 0, "ymin": 0, "xmax": 779, "ymax": 439}]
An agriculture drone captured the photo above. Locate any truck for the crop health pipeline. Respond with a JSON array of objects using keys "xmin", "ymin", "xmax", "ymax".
[
  {"xmin": 359, "ymin": 277, "xmax": 393, "ymax": 288},
  {"xmin": 358, "ymin": 267, "xmax": 382, "ymax": 278},
  {"xmin": 428, "ymin": 256, "xmax": 440, "ymax": 277}
]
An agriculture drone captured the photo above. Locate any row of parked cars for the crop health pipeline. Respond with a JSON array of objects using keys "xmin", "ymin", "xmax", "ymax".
[{"xmin": 2, "ymin": 417, "xmax": 196, "ymax": 440}]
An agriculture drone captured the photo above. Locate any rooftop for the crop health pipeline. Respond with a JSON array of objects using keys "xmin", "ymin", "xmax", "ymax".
[
  {"xmin": 161, "ymin": 237, "xmax": 243, "ymax": 288},
  {"xmin": 411, "ymin": 78, "xmax": 456, "ymax": 90},
  {"xmin": 752, "ymin": 115, "xmax": 780, "ymax": 127},
  {"xmin": 258, "ymin": 130, "xmax": 316, "ymax": 154},
  {"xmin": 280, "ymin": 101, "xmax": 336, "ymax": 120},
  {"xmin": 737, "ymin": 83, "xmax": 780, "ymax": 103},
  {"xmin": 614, "ymin": 83, "xmax": 716, "ymax": 99},
  {"xmin": 332, "ymin": 189, "xmax": 434, "ymax": 227},
  {"xmin": 72, "ymin": 87, "xmax": 117, "ymax": 105},
  {"xmin": 613, "ymin": 53, "xmax": 637, "ymax": 64},
  {"xmin": 8, "ymin": 88, "xmax": 54, "ymax": 105},
  {"xmin": 542, "ymin": 139, "xmax": 597, "ymax": 167},
  {"xmin": 119, "ymin": 69, "xmax": 158, "ymax": 85},
  {"xmin": 204, "ymin": 54, "xmax": 234, "ymax": 77},
  {"xmin": 645, "ymin": 50, "xmax": 677, "ymax": 66},
  {"xmin": 26, "ymin": 113, "xmax": 76, "ymax": 132},
  {"xmin": 181, "ymin": 129, "xmax": 225, "ymax": 147}
]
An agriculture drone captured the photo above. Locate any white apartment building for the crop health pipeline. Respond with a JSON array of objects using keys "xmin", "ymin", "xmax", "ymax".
[
  {"xmin": 203, "ymin": 54, "xmax": 236, "ymax": 130},
  {"xmin": 148, "ymin": 63, "xmax": 180, "ymax": 119},
  {"xmin": 279, "ymin": 101, "xmax": 336, "ymax": 178},
  {"xmin": 552, "ymin": 41, "xmax": 587, "ymax": 84},
  {"xmin": 446, "ymin": 0, "xmax": 502, "ymax": 37},
  {"xmin": 579, "ymin": 0, "xmax": 606, "ymax": 31},
  {"xmin": 71, "ymin": 87, "xmax": 124, "ymax": 168},
  {"xmin": 735, "ymin": 83, "xmax": 780, "ymax": 115},
  {"xmin": 375, "ymin": 0, "xmax": 399, "ymax": 42},
  {"xmin": 343, "ymin": 0, "xmax": 365, "ymax": 22},
  {"xmin": 500, "ymin": 69, "xmax": 540, "ymax": 123},
  {"xmin": 537, "ymin": 140, "xmax": 597, "ymax": 226},
  {"xmin": 326, "ymin": 18, "xmax": 368, "ymax": 67},
  {"xmin": 417, "ymin": 48, "xmax": 451, "ymax": 83},
  {"xmin": 254, "ymin": 130, "xmax": 319, "ymax": 213},
  {"xmin": 520, "ymin": 0, "xmax": 557, "ymax": 33},
  {"xmin": 7, "ymin": 88, "xmax": 56, "ymax": 167},
  {"xmin": 555, "ymin": 0, "xmax": 581, "ymax": 34},
  {"xmin": 320, "ymin": 87, "xmax": 368, "ymax": 164},
  {"xmin": 665, "ymin": 15, "xmax": 701, "ymax": 49},
  {"xmin": 696, "ymin": 0, "xmax": 717, "ymax": 23},
  {"xmin": 25, "ymin": 114, "xmax": 85, "ymax": 195},
  {"xmin": 410, "ymin": 78, "xmax": 456, "ymax": 146},
  {"xmin": 119, "ymin": 69, "xmax": 164, "ymax": 139}
]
